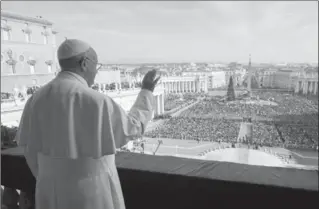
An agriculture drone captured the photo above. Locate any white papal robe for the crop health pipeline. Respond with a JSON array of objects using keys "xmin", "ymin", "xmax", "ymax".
[{"xmin": 15, "ymin": 71, "xmax": 154, "ymax": 209}]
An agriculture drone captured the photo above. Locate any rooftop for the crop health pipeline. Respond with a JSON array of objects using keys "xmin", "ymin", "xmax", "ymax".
[{"xmin": 1, "ymin": 10, "xmax": 53, "ymax": 26}]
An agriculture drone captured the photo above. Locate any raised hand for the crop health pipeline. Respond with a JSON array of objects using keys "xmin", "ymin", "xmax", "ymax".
[{"xmin": 141, "ymin": 69, "xmax": 161, "ymax": 92}]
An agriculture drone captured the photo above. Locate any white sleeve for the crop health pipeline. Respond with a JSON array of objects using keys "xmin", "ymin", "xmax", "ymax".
[
  {"xmin": 15, "ymin": 96, "xmax": 39, "ymax": 178},
  {"xmin": 109, "ymin": 89, "xmax": 155, "ymax": 148}
]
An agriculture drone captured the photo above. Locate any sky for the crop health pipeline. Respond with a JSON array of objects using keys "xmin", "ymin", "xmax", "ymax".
[{"xmin": 1, "ymin": 1, "xmax": 318, "ymax": 64}]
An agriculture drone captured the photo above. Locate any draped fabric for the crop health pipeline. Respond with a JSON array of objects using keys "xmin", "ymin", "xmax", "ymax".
[{"xmin": 15, "ymin": 71, "xmax": 155, "ymax": 209}]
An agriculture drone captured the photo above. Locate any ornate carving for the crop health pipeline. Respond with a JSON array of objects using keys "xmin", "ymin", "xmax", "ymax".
[
  {"xmin": 6, "ymin": 59, "xmax": 17, "ymax": 66},
  {"xmin": 45, "ymin": 60, "xmax": 53, "ymax": 65},
  {"xmin": 41, "ymin": 31, "xmax": 50, "ymax": 36},
  {"xmin": 7, "ymin": 49, "xmax": 13, "ymax": 59},
  {"xmin": 27, "ymin": 59, "xmax": 36, "ymax": 66},
  {"xmin": 1, "ymin": 24, "xmax": 12, "ymax": 31},
  {"xmin": 22, "ymin": 27, "xmax": 32, "ymax": 34},
  {"xmin": 19, "ymin": 55, "xmax": 25, "ymax": 62}
]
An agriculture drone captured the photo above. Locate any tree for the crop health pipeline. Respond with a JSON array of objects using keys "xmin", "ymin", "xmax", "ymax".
[{"xmin": 226, "ymin": 76, "xmax": 236, "ymax": 101}]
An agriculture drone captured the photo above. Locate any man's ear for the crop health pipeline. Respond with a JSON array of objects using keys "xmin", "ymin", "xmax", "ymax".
[{"xmin": 80, "ymin": 58, "xmax": 88, "ymax": 72}]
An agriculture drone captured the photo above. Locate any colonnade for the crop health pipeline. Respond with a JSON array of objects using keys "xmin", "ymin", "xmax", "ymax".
[
  {"xmin": 161, "ymin": 77, "xmax": 208, "ymax": 94},
  {"xmin": 294, "ymin": 79, "xmax": 318, "ymax": 95},
  {"xmin": 154, "ymin": 94, "xmax": 165, "ymax": 116}
]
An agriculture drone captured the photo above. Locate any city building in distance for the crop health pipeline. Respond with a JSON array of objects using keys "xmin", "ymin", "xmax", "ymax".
[{"xmin": 1, "ymin": 10, "xmax": 58, "ymax": 92}]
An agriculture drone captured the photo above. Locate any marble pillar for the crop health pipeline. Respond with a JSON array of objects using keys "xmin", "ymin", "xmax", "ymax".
[
  {"xmin": 303, "ymin": 81, "xmax": 307, "ymax": 94},
  {"xmin": 181, "ymin": 81, "xmax": 184, "ymax": 93},
  {"xmin": 309, "ymin": 81, "xmax": 313, "ymax": 94},
  {"xmin": 157, "ymin": 95, "xmax": 161, "ymax": 115},
  {"xmin": 160, "ymin": 94, "xmax": 165, "ymax": 114},
  {"xmin": 196, "ymin": 81, "xmax": 200, "ymax": 93},
  {"xmin": 295, "ymin": 81, "xmax": 299, "ymax": 93}
]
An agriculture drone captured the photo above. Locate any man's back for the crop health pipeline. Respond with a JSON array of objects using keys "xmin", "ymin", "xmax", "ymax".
[
  {"xmin": 29, "ymin": 71, "xmax": 116, "ymax": 159},
  {"xmin": 16, "ymin": 39, "xmax": 159, "ymax": 209}
]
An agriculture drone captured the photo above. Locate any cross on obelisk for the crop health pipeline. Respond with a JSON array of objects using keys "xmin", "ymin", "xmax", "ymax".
[{"xmin": 247, "ymin": 54, "xmax": 252, "ymax": 98}]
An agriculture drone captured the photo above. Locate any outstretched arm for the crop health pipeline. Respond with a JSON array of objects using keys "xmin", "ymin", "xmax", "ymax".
[
  {"xmin": 109, "ymin": 89, "xmax": 154, "ymax": 149},
  {"xmin": 110, "ymin": 69, "xmax": 160, "ymax": 148}
]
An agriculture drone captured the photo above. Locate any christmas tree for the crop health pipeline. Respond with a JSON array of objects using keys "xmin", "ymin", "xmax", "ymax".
[{"xmin": 226, "ymin": 76, "xmax": 236, "ymax": 101}]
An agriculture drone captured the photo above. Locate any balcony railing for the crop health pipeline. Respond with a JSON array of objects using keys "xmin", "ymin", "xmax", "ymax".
[{"xmin": 1, "ymin": 147, "xmax": 318, "ymax": 209}]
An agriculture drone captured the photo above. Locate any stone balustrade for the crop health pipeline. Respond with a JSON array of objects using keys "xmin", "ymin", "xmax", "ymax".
[{"xmin": 1, "ymin": 147, "xmax": 318, "ymax": 209}]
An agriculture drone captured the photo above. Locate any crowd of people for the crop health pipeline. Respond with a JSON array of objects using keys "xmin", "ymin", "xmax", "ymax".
[
  {"xmin": 145, "ymin": 91, "xmax": 318, "ymax": 150},
  {"xmin": 91, "ymin": 82, "xmax": 142, "ymax": 91},
  {"xmin": 164, "ymin": 93, "xmax": 199, "ymax": 111},
  {"xmin": 276, "ymin": 124, "xmax": 318, "ymax": 149},
  {"xmin": 1, "ymin": 89, "xmax": 318, "ymax": 150},
  {"xmin": 1, "ymin": 124, "xmax": 18, "ymax": 149},
  {"xmin": 179, "ymin": 91, "xmax": 318, "ymax": 119}
]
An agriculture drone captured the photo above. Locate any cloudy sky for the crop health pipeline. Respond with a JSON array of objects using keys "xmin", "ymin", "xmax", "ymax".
[{"xmin": 2, "ymin": 1, "xmax": 318, "ymax": 64}]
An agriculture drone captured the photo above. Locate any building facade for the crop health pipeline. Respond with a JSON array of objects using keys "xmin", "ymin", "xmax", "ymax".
[
  {"xmin": 1, "ymin": 11, "xmax": 58, "ymax": 93},
  {"xmin": 161, "ymin": 76, "xmax": 208, "ymax": 93},
  {"xmin": 294, "ymin": 67, "xmax": 318, "ymax": 95},
  {"xmin": 258, "ymin": 68, "xmax": 294, "ymax": 89},
  {"xmin": 182, "ymin": 71, "xmax": 226, "ymax": 90}
]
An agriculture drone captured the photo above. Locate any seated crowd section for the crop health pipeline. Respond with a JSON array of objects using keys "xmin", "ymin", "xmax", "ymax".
[{"xmin": 145, "ymin": 91, "xmax": 318, "ymax": 150}]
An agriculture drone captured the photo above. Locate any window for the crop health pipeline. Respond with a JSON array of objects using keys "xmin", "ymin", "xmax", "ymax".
[
  {"xmin": 44, "ymin": 35, "xmax": 48, "ymax": 44},
  {"xmin": 3, "ymin": 30, "xmax": 11, "ymax": 41},
  {"xmin": 1, "ymin": 53, "xmax": 3, "ymax": 72},
  {"xmin": 1, "ymin": 19, "xmax": 11, "ymax": 41},
  {"xmin": 48, "ymin": 65, "xmax": 52, "ymax": 73},
  {"xmin": 22, "ymin": 23, "xmax": 32, "ymax": 43},
  {"xmin": 43, "ymin": 26, "xmax": 49, "ymax": 44},
  {"xmin": 19, "ymin": 55, "xmax": 25, "ymax": 62},
  {"xmin": 26, "ymin": 33, "xmax": 31, "ymax": 43},
  {"xmin": 30, "ymin": 65, "xmax": 35, "ymax": 74}
]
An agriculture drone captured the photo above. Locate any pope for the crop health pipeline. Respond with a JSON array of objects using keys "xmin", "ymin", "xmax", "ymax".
[{"xmin": 15, "ymin": 39, "xmax": 160, "ymax": 209}]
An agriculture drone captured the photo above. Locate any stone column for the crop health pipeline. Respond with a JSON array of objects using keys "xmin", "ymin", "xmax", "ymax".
[
  {"xmin": 182, "ymin": 82, "xmax": 184, "ymax": 93},
  {"xmin": 295, "ymin": 80, "xmax": 299, "ymax": 93},
  {"xmin": 157, "ymin": 95, "xmax": 161, "ymax": 116},
  {"xmin": 161, "ymin": 94, "xmax": 165, "ymax": 114},
  {"xmin": 196, "ymin": 80, "xmax": 200, "ymax": 93},
  {"xmin": 176, "ymin": 82, "xmax": 179, "ymax": 93},
  {"xmin": 177, "ymin": 81, "xmax": 180, "ymax": 93},
  {"xmin": 185, "ymin": 81, "xmax": 188, "ymax": 92},
  {"xmin": 309, "ymin": 81, "xmax": 313, "ymax": 94},
  {"xmin": 154, "ymin": 95, "xmax": 158, "ymax": 116},
  {"xmin": 204, "ymin": 77, "xmax": 208, "ymax": 93},
  {"xmin": 172, "ymin": 82, "xmax": 174, "ymax": 93},
  {"xmin": 302, "ymin": 81, "xmax": 307, "ymax": 94},
  {"xmin": 181, "ymin": 81, "xmax": 184, "ymax": 93},
  {"xmin": 314, "ymin": 81, "xmax": 318, "ymax": 95},
  {"xmin": 191, "ymin": 81, "xmax": 194, "ymax": 92}
]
